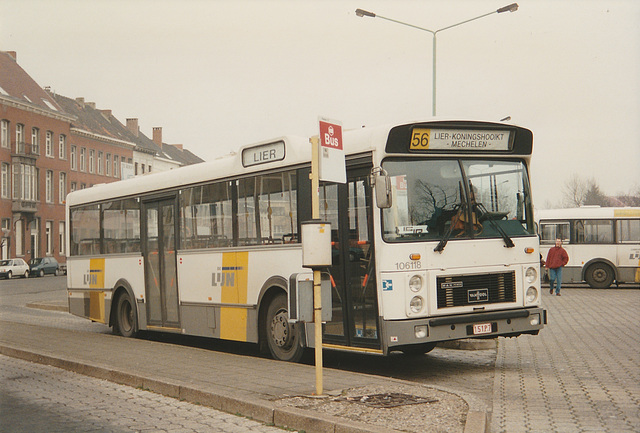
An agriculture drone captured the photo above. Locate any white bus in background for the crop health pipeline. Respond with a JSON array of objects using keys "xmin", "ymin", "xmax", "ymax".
[
  {"xmin": 66, "ymin": 120, "xmax": 546, "ymax": 362},
  {"xmin": 537, "ymin": 207, "xmax": 640, "ymax": 288}
]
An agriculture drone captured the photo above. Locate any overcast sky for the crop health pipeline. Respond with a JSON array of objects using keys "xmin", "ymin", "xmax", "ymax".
[{"xmin": 2, "ymin": 0, "xmax": 639, "ymax": 208}]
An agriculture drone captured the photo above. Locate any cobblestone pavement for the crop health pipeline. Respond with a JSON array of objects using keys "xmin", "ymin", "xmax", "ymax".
[
  {"xmin": 0, "ymin": 355, "xmax": 292, "ymax": 433},
  {"xmin": 491, "ymin": 288, "xmax": 640, "ymax": 433}
]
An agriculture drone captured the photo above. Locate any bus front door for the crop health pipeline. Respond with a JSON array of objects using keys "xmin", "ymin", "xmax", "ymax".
[
  {"xmin": 321, "ymin": 169, "xmax": 380, "ymax": 349},
  {"xmin": 142, "ymin": 197, "xmax": 180, "ymax": 330}
]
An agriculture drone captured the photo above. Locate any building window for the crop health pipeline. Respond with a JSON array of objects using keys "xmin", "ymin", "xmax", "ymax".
[
  {"xmin": 46, "ymin": 221, "xmax": 53, "ymax": 255},
  {"xmin": 46, "ymin": 170, "xmax": 53, "ymax": 203},
  {"xmin": 135, "ymin": 162, "xmax": 138, "ymax": 175},
  {"xmin": 97, "ymin": 151, "xmax": 103, "ymax": 175},
  {"xmin": 12, "ymin": 163, "xmax": 36, "ymax": 201},
  {"xmin": 59, "ymin": 172, "xmax": 66, "ymax": 203},
  {"xmin": 70, "ymin": 182, "xmax": 77, "ymax": 193},
  {"xmin": 80, "ymin": 148, "xmax": 86, "ymax": 172},
  {"xmin": 1, "ymin": 163, "xmax": 9, "ymax": 198},
  {"xmin": 70, "ymin": 145, "xmax": 77, "ymax": 170},
  {"xmin": 34, "ymin": 168, "xmax": 39, "ymax": 201},
  {"xmin": 106, "ymin": 153, "xmax": 111, "ymax": 176},
  {"xmin": 31, "ymin": 127, "xmax": 40, "ymax": 154},
  {"xmin": 59, "ymin": 221, "xmax": 65, "ymax": 255},
  {"xmin": 114, "ymin": 155, "xmax": 119, "ymax": 178},
  {"xmin": 45, "ymin": 131, "xmax": 53, "ymax": 156},
  {"xmin": 89, "ymin": 149, "xmax": 95, "ymax": 173},
  {"xmin": 1, "ymin": 120, "xmax": 8, "ymax": 148},
  {"xmin": 141, "ymin": 164, "xmax": 145, "ymax": 174},
  {"xmin": 59, "ymin": 134, "xmax": 66, "ymax": 159},
  {"xmin": 16, "ymin": 124, "xmax": 25, "ymax": 152}
]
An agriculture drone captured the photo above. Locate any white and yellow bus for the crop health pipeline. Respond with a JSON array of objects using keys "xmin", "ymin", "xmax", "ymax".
[
  {"xmin": 537, "ymin": 207, "xmax": 640, "ymax": 288},
  {"xmin": 67, "ymin": 120, "xmax": 546, "ymax": 362}
]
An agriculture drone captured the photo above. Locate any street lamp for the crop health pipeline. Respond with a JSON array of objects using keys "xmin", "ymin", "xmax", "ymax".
[{"xmin": 355, "ymin": 4, "xmax": 518, "ymax": 116}]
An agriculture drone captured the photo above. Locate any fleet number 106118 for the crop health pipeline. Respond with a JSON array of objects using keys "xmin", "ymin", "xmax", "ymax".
[{"xmin": 395, "ymin": 261, "xmax": 422, "ymax": 270}]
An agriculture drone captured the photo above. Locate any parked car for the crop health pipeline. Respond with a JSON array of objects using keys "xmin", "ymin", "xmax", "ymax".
[
  {"xmin": 0, "ymin": 258, "xmax": 30, "ymax": 279},
  {"xmin": 29, "ymin": 257, "xmax": 59, "ymax": 277}
]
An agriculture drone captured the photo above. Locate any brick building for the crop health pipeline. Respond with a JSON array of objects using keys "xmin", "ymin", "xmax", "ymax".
[{"xmin": 0, "ymin": 51, "xmax": 203, "ymax": 264}]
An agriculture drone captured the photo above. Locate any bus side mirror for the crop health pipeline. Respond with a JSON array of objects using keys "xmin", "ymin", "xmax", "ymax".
[{"xmin": 371, "ymin": 167, "xmax": 392, "ymax": 209}]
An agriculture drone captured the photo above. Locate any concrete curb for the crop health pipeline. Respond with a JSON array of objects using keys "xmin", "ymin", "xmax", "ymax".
[{"xmin": 25, "ymin": 301, "xmax": 68, "ymax": 312}]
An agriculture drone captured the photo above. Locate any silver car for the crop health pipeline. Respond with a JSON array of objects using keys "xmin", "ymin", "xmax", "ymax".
[{"xmin": 0, "ymin": 258, "xmax": 30, "ymax": 279}]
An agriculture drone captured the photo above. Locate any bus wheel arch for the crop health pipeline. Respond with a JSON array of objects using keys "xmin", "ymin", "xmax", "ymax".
[
  {"xmin": 258, "ymin": 284, "xmax": 305, "ymax": 362},
  {"xmin": 111, "ymin": 281, "xmax": 138, "ymax": 338},
  {"xmin": 583, "ymin": 259, "xmax": 616, "ymax": 289}
]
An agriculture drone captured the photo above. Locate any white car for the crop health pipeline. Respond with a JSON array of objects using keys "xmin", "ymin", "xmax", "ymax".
[{"xmin": 0, "ymin": 258, "xmax": 30, "ymax": 279}]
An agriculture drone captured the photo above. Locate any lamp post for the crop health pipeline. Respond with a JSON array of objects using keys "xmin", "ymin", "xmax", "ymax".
[{"xmin": 356, "ymin": 4, "xmax": 518, "ymax": 116}]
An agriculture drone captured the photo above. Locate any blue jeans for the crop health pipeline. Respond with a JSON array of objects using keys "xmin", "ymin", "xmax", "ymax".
[{"xmin": 549, "ymin": 267, "xmax": 563, "ymax": 294}]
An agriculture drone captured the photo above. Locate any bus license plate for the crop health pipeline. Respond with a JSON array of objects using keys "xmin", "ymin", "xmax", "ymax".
[{"xmin": 473, "ymin": 323, "xmax": 493, "ymax": 335}]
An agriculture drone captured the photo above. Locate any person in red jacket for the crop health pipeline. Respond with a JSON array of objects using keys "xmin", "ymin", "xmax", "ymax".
[{"xmin": 546, "ymin": 238, "xmax": 569, "ymax": 296}]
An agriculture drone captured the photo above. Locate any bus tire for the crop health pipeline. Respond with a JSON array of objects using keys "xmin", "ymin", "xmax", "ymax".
[
  {"xmin": 585, "ymin": 262, "xmax": 614, "ymax": 289},
  {"xmin": 265, "ymin": 293, "xmax": 304, "ymax": 362},
  {"xmin": 401, "ymin": 342, "xmax": 437, "ymax": 356},
  {"xmin": 114, "ymin": 291, "xmax": 137, "ymax": 338}
]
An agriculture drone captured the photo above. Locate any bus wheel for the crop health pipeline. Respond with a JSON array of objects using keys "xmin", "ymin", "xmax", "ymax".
[
  {"xmin": 265, "ymin": 293, "xmax": 304, "ymax": 362},
  {"xmin": 401, "ymin": 342, "xmax": 437, "ymax": 356},
  {"xmin": 114, "ymin": 291, "xmax": 137, "ymax": 338},
  {"xmin": 585, "ymin": 263, "xmax": 614, "ymax": 289}
]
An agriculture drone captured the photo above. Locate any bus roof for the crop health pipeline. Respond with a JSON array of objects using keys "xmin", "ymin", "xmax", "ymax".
[
  {"xmin": 66, "ymin": 119, "xmax": 531, "ymax": 207},
  {"xmin": 536, "ymin": 207, "xmax": 640, "ymax": 220}
]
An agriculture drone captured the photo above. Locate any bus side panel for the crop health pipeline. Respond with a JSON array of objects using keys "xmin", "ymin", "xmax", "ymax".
[
  {"xmin": 67, "ymin": 256, "xmax": 144, "ymax": 324},
  {"xmin": 176, "ymin": 247, "xmax": 303, "ymax": 343}
]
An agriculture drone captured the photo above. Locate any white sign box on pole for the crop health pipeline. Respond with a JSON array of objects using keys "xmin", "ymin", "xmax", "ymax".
[{"xmin": 318, "ymin": 118, "xmax": 346, "ymax": 184}]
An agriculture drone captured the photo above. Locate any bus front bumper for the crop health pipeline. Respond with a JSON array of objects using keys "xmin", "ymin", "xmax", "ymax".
[{"xmin": 382, "ymin": 307, "xmax": 547, "ymax": 352}]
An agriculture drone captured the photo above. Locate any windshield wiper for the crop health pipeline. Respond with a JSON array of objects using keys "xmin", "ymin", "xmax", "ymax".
[
  {"xmin": 475, "ymin": 202, "xmax": 515, "ymax": 248},
  {"xmin": 434, "ymin": 205, "xmax": 462, "ymax": 253}
]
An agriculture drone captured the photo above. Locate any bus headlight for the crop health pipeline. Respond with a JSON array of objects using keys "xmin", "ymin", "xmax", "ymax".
[
  {"xmin": 526, "ymin": 286, "xmax": 538, "ymax": 303},
  {"xmin": 525, "ymin": 267, "xmax": 537, "ymax": 284},
  {"xmin": 409, "ymin": 275, "xmax": 423, "ymax": 292},
  {"xmin": 410, "ymin": 296, "xmax": 424, "ymax": 313}
]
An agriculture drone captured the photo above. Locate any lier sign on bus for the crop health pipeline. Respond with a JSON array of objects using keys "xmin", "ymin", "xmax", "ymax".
[{"xmin": 318, "ymin": 118, "xmax": 346, "ymax": 184}]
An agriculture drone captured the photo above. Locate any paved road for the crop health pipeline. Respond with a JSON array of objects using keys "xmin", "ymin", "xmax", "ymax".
[
  {"xmin": 492, "ymin": 288, "xmax": 640, "ymax": 433},
  {"xmin": 0, "ymin": 354, "xmax": 291, "ymax": 433}
]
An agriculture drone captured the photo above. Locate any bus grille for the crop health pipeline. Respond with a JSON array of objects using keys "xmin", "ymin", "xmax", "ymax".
[{"xmin": 436, "ymin": 271, "xmax": 516, "ymax": 308}]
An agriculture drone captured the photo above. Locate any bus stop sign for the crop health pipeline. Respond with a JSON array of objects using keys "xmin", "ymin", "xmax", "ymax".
[{"xmin": 318, "ymin": 118, "xmax": 346, "ymax": 184}]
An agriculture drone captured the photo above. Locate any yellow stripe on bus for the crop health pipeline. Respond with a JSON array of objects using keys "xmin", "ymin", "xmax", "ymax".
[
  {"xmin": 89, "ymin": 258, "xmax": 105, "ymax": 289},
  {"xmin": 613, "ymin": 209, "xmax": 640, "ymax": 217},
  {"xmin": 220, "ymin": 252, "xmax": 249, "ymax": 342},
  {"xmin": 89, "ymin": 291, "xmax": 105, "ymax": 323}
]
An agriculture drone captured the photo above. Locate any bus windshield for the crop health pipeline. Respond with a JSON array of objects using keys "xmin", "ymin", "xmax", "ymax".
[{"xmin": 381, "ymin": 158, "xmax": 534, "ymax": 242}]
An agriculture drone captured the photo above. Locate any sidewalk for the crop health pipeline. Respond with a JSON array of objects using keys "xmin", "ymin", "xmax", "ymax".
[{"xmin": 0, "ymin": 318, "xmax": 486, "ymax": 433}]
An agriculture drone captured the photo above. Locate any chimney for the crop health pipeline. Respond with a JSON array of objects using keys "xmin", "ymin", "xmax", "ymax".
[
  {"xmin": 7, "ymin": 51, "xmax": 17, "ymax": 61},
  {"xmin": 75, "ymin": 97, "xmax": 85, "ymax": 106},
  {"xmin": 152, "ymin": 127, "xmax": 162, "ymax": 146},
  {"xmin": 86, "ymin": 102, "xmax": 96, "ymax": 109},
  {"xmin": 173, "ymin": 144, "xmax": 184, "ymax": 151},
  {"xmin": 100, "ymin": 109, "xmax": 112, "ymax": 118},
  {"xmin": 126, "ymin": 118, "xmax": 139, "ymax": 137}
]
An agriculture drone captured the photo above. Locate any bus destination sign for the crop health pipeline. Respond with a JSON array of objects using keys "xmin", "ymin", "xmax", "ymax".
[
  {"xmin": 409, "ymin": 128, "xmax": 512, "ymax": 151},
  {"xmin": 242, "ymin": 140, "xmax": 286, "ymax": 167}
]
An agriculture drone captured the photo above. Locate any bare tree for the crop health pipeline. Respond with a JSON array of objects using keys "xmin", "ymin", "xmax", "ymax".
[{"xmin": 562, "ymin": 174, "xmax": 588, "ymax": 207}]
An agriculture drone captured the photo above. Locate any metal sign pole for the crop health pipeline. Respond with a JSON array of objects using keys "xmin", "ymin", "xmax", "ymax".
[{"xmin": 309, "ymin": 135, "xmax": 323, "ymax": 396}]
